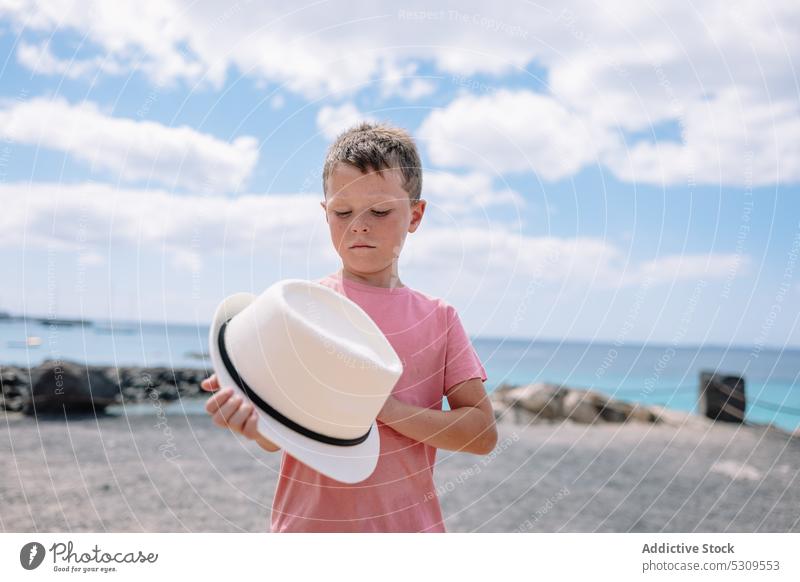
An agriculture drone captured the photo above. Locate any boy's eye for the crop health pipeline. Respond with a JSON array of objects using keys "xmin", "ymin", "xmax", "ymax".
[{"xmin": 333, "ymin": 210, "xmax": 391, "ymax": 218}]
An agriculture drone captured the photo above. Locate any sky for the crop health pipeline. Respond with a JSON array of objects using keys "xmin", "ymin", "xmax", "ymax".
[{"xmin": 0, "ymin": 0, "xmax": 798, "ymax": 349}]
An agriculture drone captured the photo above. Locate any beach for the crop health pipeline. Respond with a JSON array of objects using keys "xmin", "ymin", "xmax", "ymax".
[{"xmin": 1, "ymin": 406, "xmax": 797, "ymax": 533}]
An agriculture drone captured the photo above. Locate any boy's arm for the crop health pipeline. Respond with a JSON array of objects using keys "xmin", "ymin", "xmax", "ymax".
[{"xmin": 377, "ymin": 378, "xmax": 498, "ymax": 454}]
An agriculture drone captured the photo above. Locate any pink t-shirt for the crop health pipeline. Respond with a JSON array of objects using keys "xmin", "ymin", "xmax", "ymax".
[{"xmin": 269, "ymin": 271, "xmax": 488, "ymax": 532}]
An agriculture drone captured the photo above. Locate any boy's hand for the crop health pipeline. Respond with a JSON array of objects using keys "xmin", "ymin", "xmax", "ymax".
[{"xmin": 201, "ymin": 374, "xmax": 280, "ymax": 451}]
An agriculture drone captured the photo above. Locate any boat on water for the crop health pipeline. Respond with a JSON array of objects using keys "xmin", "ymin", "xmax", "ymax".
[
  {"xmin": 36, "ymin": 317, "xmax": 92, "ymax": 327},
  {"xmin": 7, "ymin": 335, "xmax": 43, "ymax": 348},
  {"xmin": 93, "ymin": 325, "xmax": 138, "ymax": 335}
]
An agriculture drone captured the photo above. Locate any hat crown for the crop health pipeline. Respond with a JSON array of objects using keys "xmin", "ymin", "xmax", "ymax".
[{"xmin": 223, "ymin": 280, "xmax": 402, "ymax": 440}]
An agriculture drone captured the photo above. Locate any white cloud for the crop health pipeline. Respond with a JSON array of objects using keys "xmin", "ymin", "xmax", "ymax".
[
  {"xmin": 316, "ymin": 103, "xmax": 376, "ymax": 141},
  {"xmin": 402, "ymin": 224, "xmax": 745, "ymax": 293},
  {"xmin": 602, "ymin": 88, "xmax": 800, "ymax": 186},
  {"xmin": 3, "ymin": 0, "xmax": 210, "ymax": 87},
  {"xmin": 16, "ymin": 40, "xmax": 124, "ymax": 79},
  {"xmin": 401, "ymin": 79, "xmax": 437, "ymax": 100},
  {"xmin": 378, "ymin": 61, "xmax": 437, "ymax": 100},
  {"xmin": 76, "ymin": 250, "xmax": 105, "ymax": 267},
  {"xmin": 270, "ymin": 94, "xmax": 286, "ymax": 109},
  {"xmin": 170, "ymin": 249, "xmax": 203, "ymax": 273},
  {"xmin": 3, "ymin": 1, "xmax": 794, "ymax": 105},
  {"xmin": 1, "ymin": 180, "xmax": 760, "ymax": 340},
  {"xmin": 1, "ymin": 181, "xmax": 744, "ymax": 291},
  {"xmin": 0, "ymin": 97, "xmax": 259, "ymax": 191},
  {"xmin": 419, "ymin": 83, "xmax": 800, "ymax": 186},
  {"xmin": 3, "ymin": 1, "xmax": 798, "ymax": 185},
  {"xmin": 404, "ymin": 228, "xmax": 604, "ymax": 284},
  {"xmin": 418, "ymin": 89, "xmax": 616, "ymax": 180},
  {"xmin": 546, "ymin": 2, "xmax": 800, "ymax": 130},
  {"xmin": 0, "ymin": 182, "xmax": 322, "ymax": 263},
  {"xmin": 625, "ymin": 253, "xmax": 751, "ymax": 286},
  {"xmin": 423, "ymin": 170, "xmax": 524, "ymax": 215}
]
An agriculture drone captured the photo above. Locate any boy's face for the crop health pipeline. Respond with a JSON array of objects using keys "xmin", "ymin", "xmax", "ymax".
[{"xmin": 321, "ymin": 163, "xmax": 425, "ymax": 282}]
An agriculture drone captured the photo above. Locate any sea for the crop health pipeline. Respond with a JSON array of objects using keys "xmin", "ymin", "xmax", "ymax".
[{"xmin": 1, "ymin": 317, "xmax": 798, "ymax": 433}]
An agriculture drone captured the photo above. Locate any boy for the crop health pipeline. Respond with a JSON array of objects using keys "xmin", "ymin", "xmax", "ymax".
[{"xmin": 202, "ymin": 121, "xmax": 497, "ymax": 532}]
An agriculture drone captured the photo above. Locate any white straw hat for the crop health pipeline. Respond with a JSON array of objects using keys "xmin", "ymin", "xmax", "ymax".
[{"xmin": 208, "ymin": 279, "xmax": 403, "ymax": 483}]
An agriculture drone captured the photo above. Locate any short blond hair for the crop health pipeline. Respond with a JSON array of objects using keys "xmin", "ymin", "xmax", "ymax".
[{"xmin": 322, "ymin": 121, "xmax": 422, "ymax": 202}]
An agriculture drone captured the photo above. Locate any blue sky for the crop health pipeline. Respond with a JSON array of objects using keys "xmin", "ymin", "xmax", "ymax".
[{"xmin": 1, "ymin": 1, "xmax": 798, "ymax": 349}]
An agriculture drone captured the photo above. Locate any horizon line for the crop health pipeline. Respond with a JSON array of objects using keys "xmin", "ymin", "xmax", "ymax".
[{"xmin": 4, "ymin": 311, "xmax": 798, "ymax": 354}]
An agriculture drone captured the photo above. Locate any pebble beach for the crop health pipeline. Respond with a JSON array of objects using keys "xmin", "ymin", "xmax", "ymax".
[{"xmin": 2, "ymin": 405, "xmax": 798, "ymax": 533}]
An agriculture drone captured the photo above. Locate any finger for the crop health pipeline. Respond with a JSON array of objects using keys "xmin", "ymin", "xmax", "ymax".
[
  {"xmin": 201, "ymin": 374, "xmax": 220, "ymax": 392},
  {"xmin": 204, "ymin": 386, "xmax": 232, "ymax": 414},
  {"xmin": 205, "ymin": 387, "xmax": 233, "ymax": 415},
  {"xmin": 228, "ymin": 401, "xmax": 253, "ymax": 434},
  {"xmin": 242, "ymin": 410, "xmax": 260, "ymax": 440},
  {"xmin": 211, "ymin": 394, "xmax": 242, "ymax": 428}
]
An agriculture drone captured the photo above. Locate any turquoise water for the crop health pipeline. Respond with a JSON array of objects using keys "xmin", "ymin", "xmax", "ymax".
[
  {"xmin": 475, "ymin": 337, "xmax": 799, "ymax": 432},
  {"xmin": 2, "ymin": 318, "xmax": 798, "ymax": 432}
]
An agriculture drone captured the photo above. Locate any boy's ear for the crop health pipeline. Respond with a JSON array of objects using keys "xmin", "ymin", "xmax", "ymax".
[
  {"xmin": 408, "ymin": 199, "xmax": 426, "ymax": 233},
  {"xmin": 320, "ymin": 200, "xmax": 328, "ymax": 223}
]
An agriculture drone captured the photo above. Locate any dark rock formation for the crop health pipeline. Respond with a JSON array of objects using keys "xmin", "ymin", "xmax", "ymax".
[
  {"xmin": 24, "ymin": 360, "xmax": 121, "ymax": 415},
  {"xmin": 700, "ymin": 371, "xmax": 746, "ymax": 423},
  {"xmin": 0, "ymin": 360, "xmax": 210, "ymax": 416}
]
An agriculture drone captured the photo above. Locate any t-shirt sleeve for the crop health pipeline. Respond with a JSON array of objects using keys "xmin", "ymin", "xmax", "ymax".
[{"xmin": 443, "ymin": 304, "xmax": 487, "ymax": 395}]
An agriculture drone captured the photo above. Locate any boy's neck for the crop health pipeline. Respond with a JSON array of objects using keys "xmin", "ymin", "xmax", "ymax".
[{"xmin": 339, "ymin": 267, "xmax": 405, "ymax": 289}]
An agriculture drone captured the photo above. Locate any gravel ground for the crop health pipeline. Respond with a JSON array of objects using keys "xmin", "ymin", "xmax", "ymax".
[{"xmin": 1, "ymin": 406, "xmax": 798, "ymax": 532}]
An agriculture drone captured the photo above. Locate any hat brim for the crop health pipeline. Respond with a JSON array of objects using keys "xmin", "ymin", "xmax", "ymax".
[{"xmin": 208, "ymin": 292, "xmax": 380, "ymax": 484}]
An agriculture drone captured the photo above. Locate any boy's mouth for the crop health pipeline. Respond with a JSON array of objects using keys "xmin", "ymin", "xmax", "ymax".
[{"xmin": 349, "ymin": 244, "xmax": 376, "ymax": 249}]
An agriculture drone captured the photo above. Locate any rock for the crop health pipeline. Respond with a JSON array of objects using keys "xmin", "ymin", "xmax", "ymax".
[
  {"xmin": 1, "ymin": 368, "xmax": 24, "ymax": 386},
  {"xmin": 23, "ymin": 360, "xmax": 121, "ymax": 415},
  {"xmin": 155, "ymin": 368, "xmax": 175, "ymax": 384},
  {"xmin": 562, "ymin": 390, "xmax": 602, "ymax": 423},
  {"xmin": 121, "ymin": 386, "xmax": 145, "ymax": 402},
  {"xmin": 1, "ymin": 386, "xmax": 26, "ymax": 412},
  {"xmin": 501, "ymin": 382, "xmax": 567, "ymax": 419},
  {"xmin": 492, "ymin": 382, "xmax": 517, "ymax": 396},
  {"xmin": 627, "ymin": 403, "xmax": 659, "ymax": 423},
  {"xmin": 158, "ymin": 384, "xmax": 179, "ymax": 401},
  {"xmin": 561, "ymin": 389, "xmax": 634, "ymax": 424},
  {"xmin": 0, "ymin": 361, "xmax": 212, "ymax": 414},
  {"xmin": 699, "ymin": 371, "xmax": 746, "ymax": 423},
  {"xmin": 177, "ymin": 380, "xmax": 198, "ymax": 397},
  {"xmin": 0, "ymin": 366, "xmax": 29, "ymax": 411},
  {"xmin": 492, "ymin": 382, "xmax": 670, "ymax": 426},
  {"xmin": 598, "ymin": 397, "xmax": 630, "ymax": 423},
  {"xmin": 491, "ymin": 399, "xmax": 511, "ymax": 420}
]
